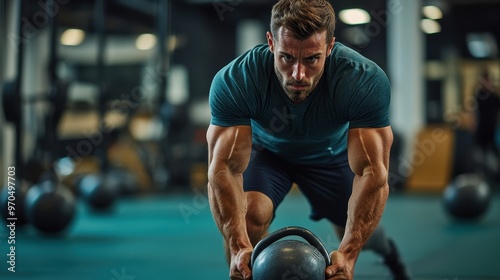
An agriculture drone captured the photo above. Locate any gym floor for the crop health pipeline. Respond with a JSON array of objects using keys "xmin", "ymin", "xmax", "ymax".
[{"xmin": 0, "ymin": 188, "xmax": 499, "ymax": 280}]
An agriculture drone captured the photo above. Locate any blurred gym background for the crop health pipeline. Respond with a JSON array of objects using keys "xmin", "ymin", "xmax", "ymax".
[{"xmin": 0, "ymin": 0, "xmax": 499, "ymax": 279}]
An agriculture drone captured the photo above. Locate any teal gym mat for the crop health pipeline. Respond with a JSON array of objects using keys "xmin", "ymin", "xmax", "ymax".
[{"xmin": 0, "ymin": 189, "xmax": 499, "ymax": 280}]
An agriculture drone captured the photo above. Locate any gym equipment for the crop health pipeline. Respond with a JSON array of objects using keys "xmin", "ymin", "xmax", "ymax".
[
  {"xmin": 25, "ymin": 0, "xmax": 75, "ymax": 234},
  {"xmin": 3, "ymin": 0, "xmax": 24, "ymax": 181},
  {"xmin": 2, "ymin": 81, "xmax": 21, "ymax": 124},
  {"xmin": 82, "ymin": 0, "xmax": 117, "ymax": 210},
  {"xmin": 442, "ymin": 173, "xmax": 491, "ymax": 220},
  {"xmin": 2, "ymin": 81, "xmax": 68, "ymax": 127},
  {"xmin": 2, "ymin": 0, "xmax": 67, "ymax": 127},
  {"xmin": 25, "ymin": 174, "xmax": 77, "ymax": 234},
  {"xmin": 1, "ymin": 1, "xmax": 30, "ymax": 228},
  {"xmin": 1, "ymin": 0, "xmax": 23, "ymax": 124},
  {"xmin": 251, "ymin": 226, "xmax": 330, "ymax": 280},
  {"xmin": 105, "ymin": 166, "xmax": 140, "ymax": 196},
  {"xmin": 75, "ymin": 0, "xmax": 133, "ymax": 211},
  {"xmin": 78, "ymin": 172, "xmax": 119, "ymax": 211},
  {"xmin": 152, "ymin": 0, "xmax": 177, "ymax": 190},
  {"xmin": 406, "ymin": 125, "xmax": 455, "ymax": 192}
]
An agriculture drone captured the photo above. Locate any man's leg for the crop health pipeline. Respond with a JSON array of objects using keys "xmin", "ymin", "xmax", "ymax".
[
  {"xmin": 245, "ymin": 191, "xmax": 275, "ymax": 245},
  {"xmin": 333, "ymin": 224, "xmax": 411, "ymax": 280}
]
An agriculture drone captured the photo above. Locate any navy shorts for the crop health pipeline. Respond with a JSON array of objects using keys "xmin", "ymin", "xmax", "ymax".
[{"xmin": 243, "ymin": 146, "xmax": 354, "ymax": 227}]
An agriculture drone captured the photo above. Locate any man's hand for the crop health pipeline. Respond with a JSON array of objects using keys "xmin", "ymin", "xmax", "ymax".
[
  {"xmin": 230, "ymin": 247, "xmax": 253, "ymax": 280},
  {"xmin": 326, "ymin": 251, "xmax": 353, "ymax": 280}
]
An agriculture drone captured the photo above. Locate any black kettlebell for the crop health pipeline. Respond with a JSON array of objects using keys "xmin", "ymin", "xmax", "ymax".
[
  {"xmin": 78, "ymin": 172, "xmax": 119, "ymax": 211},
  {"xmin": 251, "ymin": 226, "xmax": 331, "ymax": 280},
  {"xmin": 25, "ymin": 176, "xmax": 76, "ymax": 234}
]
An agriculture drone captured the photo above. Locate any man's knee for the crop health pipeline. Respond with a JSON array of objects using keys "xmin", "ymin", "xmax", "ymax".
[{"xmin": 245, "ymin": 191, "xmax": 274, "ymax": 245}]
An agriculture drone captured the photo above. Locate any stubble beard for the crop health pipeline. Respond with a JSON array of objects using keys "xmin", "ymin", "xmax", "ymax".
[{"xmin": 274, "ymin": 67, "xmax": 311, "ymax": 104}]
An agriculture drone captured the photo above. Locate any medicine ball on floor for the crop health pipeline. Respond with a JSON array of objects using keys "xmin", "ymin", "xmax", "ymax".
[
  {"xmin": 25, "ymin": 178, "xmax": 77, "ymax": 234},
  {"xmin": 442, "ymin": 173, "xmax": 491, "ymax": 220},
  {"xmin": 251, "ymin": 226, "xmax": 330, "ymax": 280}
]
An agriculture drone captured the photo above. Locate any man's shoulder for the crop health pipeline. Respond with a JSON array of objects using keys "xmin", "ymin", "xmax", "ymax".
[
  {"xmin": 331, "ymin": 42, "xmax": 380, "ymax": 69},
  {"xmin": 232, "ymin": 44, "xmax": 272, "ymax": 70},
  {"xmin": 247, "ymin": 44, "xmax": 271, "ymax": 56},
  {"xmin": 214, "ymin": 44, "xmax": 273, "ymax": 86},
  {"xmin": 328, "ymin": 42, "xmax": 388, "ymax": 84}
]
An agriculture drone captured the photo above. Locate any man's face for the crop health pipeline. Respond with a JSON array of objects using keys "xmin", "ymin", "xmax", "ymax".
[{"xmin": 267, "ymin": 27, "xmax": 334, "ymax": 103}]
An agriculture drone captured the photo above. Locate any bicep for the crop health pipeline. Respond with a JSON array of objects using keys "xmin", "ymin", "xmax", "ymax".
[
  {"xmin": 347, "ymin": 126, "xmax": 393, "ymax": 178},
  {"xmin": 207, "ymin": 124, "xmax": 253, "ymax": 175}
]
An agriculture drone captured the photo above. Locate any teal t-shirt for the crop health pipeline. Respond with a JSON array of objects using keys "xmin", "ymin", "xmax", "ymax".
[{"xmin": 209, "ymin": 43, "xmax": 391, "ymax": 164}]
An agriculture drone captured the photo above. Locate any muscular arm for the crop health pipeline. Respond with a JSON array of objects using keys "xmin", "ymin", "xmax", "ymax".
[
  {"xmin": 338, "ymin": 126, "xmax": 393, "ymax": 266},
  {"xmin": 206, "ymin": 124, "xmax": 253, "ymax": 262}
]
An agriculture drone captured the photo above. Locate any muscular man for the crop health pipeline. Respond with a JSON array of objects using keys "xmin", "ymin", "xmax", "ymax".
[{"xmin": 206, "ymin": 0, "xmax": 410, "ymax": 279}]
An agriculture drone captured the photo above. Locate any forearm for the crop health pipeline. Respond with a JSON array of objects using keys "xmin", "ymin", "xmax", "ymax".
[
  {"xmin": 207, "ymin": 170, "xmax": 252, "ymax": 254},
  {"xmin": 338, "ymin": 173, "xmax": 389, "ymax": 262}
]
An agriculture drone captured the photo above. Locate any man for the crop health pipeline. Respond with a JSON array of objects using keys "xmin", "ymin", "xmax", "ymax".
[{"xmin": 206, "ymin": 0, "xmax": 410, "ymax": 279}]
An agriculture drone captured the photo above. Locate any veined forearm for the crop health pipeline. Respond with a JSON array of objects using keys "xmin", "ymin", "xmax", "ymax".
[
  {"xmin": 338, "ymin": 172, "xmax": 389, "ymax": 261},
  {"xmin": 206, "ymin": 125, "xmax": 253, "ymax": 256},
  {"xmin": 207, "ymin": 170, "xmax": 252, "ymax": 252}
]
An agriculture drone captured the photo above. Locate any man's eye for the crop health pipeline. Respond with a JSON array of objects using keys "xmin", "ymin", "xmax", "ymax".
[
  {"xmin": 306, "ymin": 57, "xmax": 319, "ymax": 63},
  {"xmin": 282, "ymin": 55, "xmax": 293, "ymax": 61}
]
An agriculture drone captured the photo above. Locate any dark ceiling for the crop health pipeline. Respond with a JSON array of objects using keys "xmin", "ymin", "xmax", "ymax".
[
  {"xmin": 20, "ymin": 0, "xmax": 500, "ymax": 35},
  {"xmin": 12, "ymin": 0, "xmax": 500, "ymax": 100},
  {"xmin": 19, "ymin": 0, "xmax": 497, "ymax": 58}
]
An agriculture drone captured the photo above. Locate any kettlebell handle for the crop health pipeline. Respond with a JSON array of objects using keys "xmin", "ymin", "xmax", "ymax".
[{"xmin": 250, "ymin": 226, "xmax": 331, "ymax": 268}]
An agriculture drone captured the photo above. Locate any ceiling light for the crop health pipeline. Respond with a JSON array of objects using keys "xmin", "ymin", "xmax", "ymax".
[
  {"xmin": 338, "ymin": 9, "xmax": 371, "ymax": 25},
  {"xmin": 466, "ymin": 33, "xmax": 498, "ymax": 58},
  {"xmin": 422, "ymin": 5, "xmax": 443, "ymax": 20},
  {"xmin": 135, "ymin": 33, "xmax": 157, "ymax": 50},
  {"xmin": 421, "ymin": 19, "xmax": 441, "ymax": 34},
  {"xmin": 60, "ymin": 29, "xmax": 85, "ymax": 46}
]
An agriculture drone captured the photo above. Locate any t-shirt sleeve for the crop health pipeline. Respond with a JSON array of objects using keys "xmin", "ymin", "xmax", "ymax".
[
  {"xmin": 209, "ymin": 68, "xmax": 251, "ymax": 127},
  {"xmin": 338, "ymin": 63, "xmax": 391, "ymax": 129},
  {"xmin": 209, "ymin": 46, "xmax": 267, "ymax": 127}
]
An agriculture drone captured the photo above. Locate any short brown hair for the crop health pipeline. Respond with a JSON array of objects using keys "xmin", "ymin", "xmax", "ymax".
[{"xmin": 270, "ymin": 0, "xmax": 336, "ymax": 42}]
